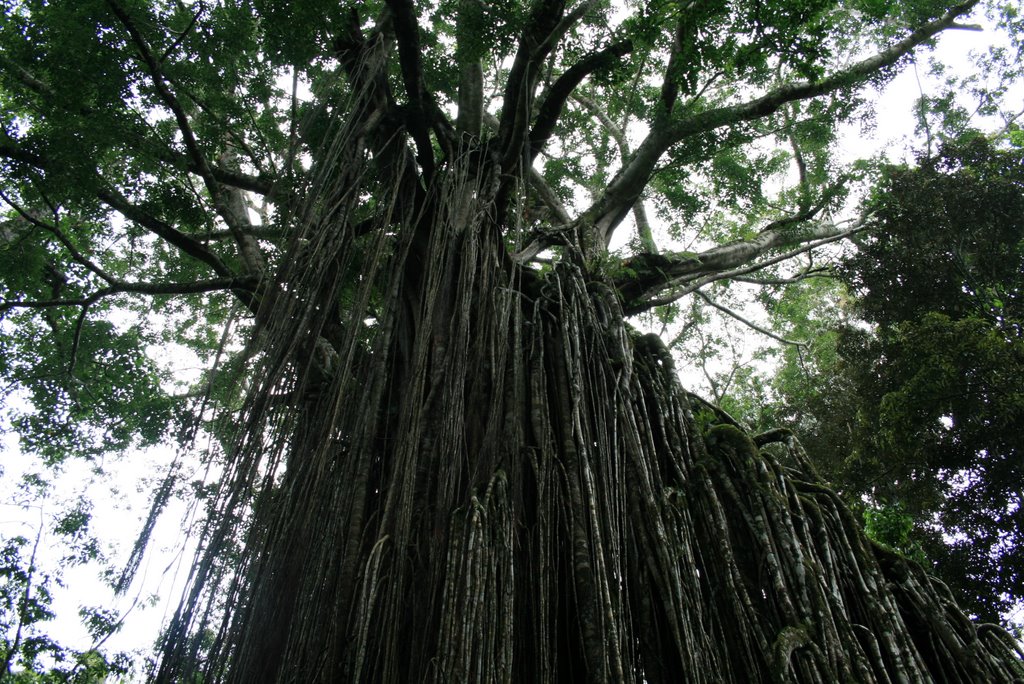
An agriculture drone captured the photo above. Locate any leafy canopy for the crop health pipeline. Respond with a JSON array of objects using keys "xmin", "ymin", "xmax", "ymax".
[{"xmin": 758, "ymin": 136, "xmax": 1024, "ymax": 623}]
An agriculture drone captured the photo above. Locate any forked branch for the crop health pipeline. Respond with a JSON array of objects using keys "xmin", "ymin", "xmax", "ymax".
[
  {"xmin": 386, "ymin": 0, "xmax": 444, "ymax": 176},
  {"xmin": 496, "ymin": 0, "xmax": 587, "ymax": 171},
  {"xmin": 529, "ymin": 40, "xmax": 633, "ymax": 160},
  {"xmin": 587, "ymin": 0, "xmax": 980, "ymax": 244},
  {"xmin": 105, "ymin": 0, "xmax": 219, "ymax": 201},
  {"xmin": 1, "ymin": 276, "xmax": 255, "ymax": 374},
  {"xmin": 106, "ymin": 0, "xmax": 268, "ymax": 276}
]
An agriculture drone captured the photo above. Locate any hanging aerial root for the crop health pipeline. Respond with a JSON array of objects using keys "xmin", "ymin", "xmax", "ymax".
[{"xmin": 152, "ymin": 87, "xmax": 1023, "ymax": 682}]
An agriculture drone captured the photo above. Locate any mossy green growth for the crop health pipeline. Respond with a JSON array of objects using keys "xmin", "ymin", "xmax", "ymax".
[
  {"xmin": 704, "ymin": 423, "xmax": 760, "ymax": 463},
  {"xmin": 771, "ymin": 623, "xmax": 811, "ymax": 680},
  {"xmin": 586, "ymin": 251, "xmax": 637, "ymax": 280}
]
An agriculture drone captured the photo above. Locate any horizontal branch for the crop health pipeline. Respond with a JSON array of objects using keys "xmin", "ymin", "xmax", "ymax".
[
  {"xmin": 0, "ymin": 141, "xmax": 43, "ymax": 167},
  {"xmin": 0, "ymin": 276, "xmax": 258, "ymax": 314},
  {"xmin": 1, "ymin": 122, "xmax": 273, "ymax": 198},
  {"xmin": 627, "ymin": 220, "xmax": 865, "ymax": 313},
  {"xmin": 2, "ymin": 275, "xmax": 253, "ymax": 374},
  {"xmin": 209, "ymin": 166, "xmax": 275, "ymax": 196},
  {"xmin": 753, "ymin": 427, "xmax": 796, "ymax": 447}
]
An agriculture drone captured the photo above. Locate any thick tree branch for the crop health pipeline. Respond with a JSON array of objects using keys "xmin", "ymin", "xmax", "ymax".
[
  {"xmin": 454, "ymin": 0, "xmax": 484, "ymax": 141},
  {"xmin": 690, "ymin": 217, "xmax": 860, "ymax": 276},
  {"xmin": 529, "ymin": 40, "xmax": 633, "ymax": 161},
  {"xmin": 1, "ymin": 276, "xmax": 255, "ymax": 374},
  {"xmin": 106, "ymin": 0, "xmax": 218, "ymax": 201},
  {"xmin": 95, "ymin": 188, "xmax": 234, "ymax": 278},
  {"xmin": 386, "ymin": 0, "xmax": 440, "ymax": 176},
  {"xmin": 0, "ymin": 141, "xmax": 44, "ymax": 168},
  {"xmin": 587, "ymin": 0, "xmax": 980, "ymax": 244},
  {"xmin": 626, "ymin": 219, "xmax": 865, "ymax": 314},
  {"xmin": 528, "ymin": 168, "xmax": 573, "ymax": 225},
  {"xmin": 783, "ymin": 106, "xmax": 812, "ymax": 212},
  {"xmin": 506, "ymin": 166, "xmax": 574, "ymax": 262},
  {"xmin": 208, "ymin": 166, "xmax": 274, "ymax": 196},
  {"xmin": 163, "ymin": 72, "xmax": 267, "ymax": 174},
  {"xmin": 658, "ymin": 6, "xmax": 703, "ymax": 116},
  {"xmin": 573, "ymin": 93, "xmax": 657, "ymax": 251},
  {"xmin": 753, "ymin": 427, "xmax": 796, "ymax": 447},
  {"xmin": 107, "ymin": 0, "xmax": 268, "ymax": 276},
  {"xmin": 0, "ymin": 53, "xmax": 55, "ymax": 99},
  {"xmin": 511, "ymin": 179, "xmax": 573, "ymax": 262},
  {"xmin": 215, "ymin": 148, "xmax": 268, "ymax": 276},
  {"xmin": 496, "ymin": 0, "xmax": 578, "ymax": 170}
]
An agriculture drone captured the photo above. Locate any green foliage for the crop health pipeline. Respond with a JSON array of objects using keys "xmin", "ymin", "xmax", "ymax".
[
  {"xmin": 691, "ymin": 406, "xmax": 720, "ymax": 436},
  {"xmin": 253, "ymin": 0, "xmax": 348, "ymax": 66},
  {"xmin": 2, "ymin": 309, "xmax": 174, "ymax": 463},
  {"xmin": 759, "ymin": 137, "xmax": 1024, "ymax": 623},
  {"xmin": 863, "ymin": 502, "xmax": 927, "ymax": 564},
  {"xmin": 844, "ymin": 135, "xmax": 1024, "ymax": 328},
  {"xmin": 0, "ymin": 532, "xmax": 130, "ymax": 681},
  {"xmin": 1008, "ymin": 123, "xmax": 1024, "ymax": 148}
]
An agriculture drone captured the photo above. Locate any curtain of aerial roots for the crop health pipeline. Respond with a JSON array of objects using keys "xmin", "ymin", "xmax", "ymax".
[{"xmin": 153, "ymin": 108, "xmax": 1023, "ymax": 684}]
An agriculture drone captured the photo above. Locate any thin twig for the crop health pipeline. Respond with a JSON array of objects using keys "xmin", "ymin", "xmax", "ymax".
[
  {"xmin": 157, "ymin": 4, "xmax": 205, "ymax": 64},
  {"xmin": 695, "ymin": 290, "xmax": 806, "ymax": 347}
]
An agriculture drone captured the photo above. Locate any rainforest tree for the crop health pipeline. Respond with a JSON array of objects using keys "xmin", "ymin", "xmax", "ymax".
[
  {"xmin": 753, "ymin": 136, "xmax": 1024, "ymax": 625},
  {"xmin": 1, "ymin": 0, "xmax": 1023, "ymax": 681}
]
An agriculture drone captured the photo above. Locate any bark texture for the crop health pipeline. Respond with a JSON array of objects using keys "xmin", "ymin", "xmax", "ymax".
[{"xmin": 150, "ymin": 82, "xmax": 1023, "ymax": 682}]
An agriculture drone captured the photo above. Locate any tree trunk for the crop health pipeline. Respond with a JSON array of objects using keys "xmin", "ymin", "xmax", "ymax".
[{"xmin": 151, "ymin": 92, "xmax": 1022, "ymax": 684}]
